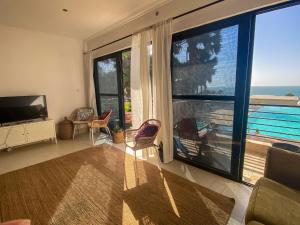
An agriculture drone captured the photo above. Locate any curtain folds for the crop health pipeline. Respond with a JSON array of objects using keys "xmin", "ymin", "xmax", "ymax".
[
  {"xmin": 83, "ymin": 52, "xmax": 98, "ymax": 115},
  {"xmin": 130, "ymin": 30, "xmax": 152, "ymax": 128},
  {"xmin": 152, "ymin": 20, "xmax": 173, "ymax": 163}
]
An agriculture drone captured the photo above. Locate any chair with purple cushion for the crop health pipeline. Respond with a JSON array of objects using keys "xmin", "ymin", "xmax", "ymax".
[{"xmin": 125, "ymin": 119, "xmax": 161, "ymax": 161}]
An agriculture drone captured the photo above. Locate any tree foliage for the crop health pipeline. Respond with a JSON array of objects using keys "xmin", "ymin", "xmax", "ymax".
[
  {"xmin": 122, "ymin": 51, "xmax": 131, "ymax": 98},
  {"xmin": 172, "ymin": 31, "xmax": 221, "ymax": 94}
]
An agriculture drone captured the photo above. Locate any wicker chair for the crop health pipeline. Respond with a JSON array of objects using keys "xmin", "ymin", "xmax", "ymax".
[
  {"xmin": 125, "ymin": 119, "xmax": 161, "ymax": 161},
  {"xmin": 70, "ymin": 107, "xmax": 94, "ymax": 140},
  {"xmin": 89, "ymin": 110, "xmax": 112, "ymax": 146}
]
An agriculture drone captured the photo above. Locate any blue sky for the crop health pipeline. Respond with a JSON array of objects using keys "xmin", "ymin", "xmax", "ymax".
[{"xmin": 251, "ymin": 4, "xmax": 300, "ymax": 86}]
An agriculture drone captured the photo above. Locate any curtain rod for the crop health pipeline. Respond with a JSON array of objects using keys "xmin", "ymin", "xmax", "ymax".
[{"xmin": 85, "ymin": 0, "xmax": 224, "ymax": 54}]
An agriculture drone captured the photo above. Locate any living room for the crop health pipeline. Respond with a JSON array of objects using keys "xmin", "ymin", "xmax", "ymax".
[{"xmin": 0, "ymin": 1, "xmax": 299, "ymax": 225}]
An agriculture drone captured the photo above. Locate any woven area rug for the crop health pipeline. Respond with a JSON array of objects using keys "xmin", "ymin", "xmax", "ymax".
[{"xmin": 0, "ymin": 144, "xmax": 234, "ymax": 225}]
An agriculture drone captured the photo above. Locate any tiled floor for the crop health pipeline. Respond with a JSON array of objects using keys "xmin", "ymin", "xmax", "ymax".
[{"xmin": 0, "ymin": 133, "xmax": 252, "ymax": 225}]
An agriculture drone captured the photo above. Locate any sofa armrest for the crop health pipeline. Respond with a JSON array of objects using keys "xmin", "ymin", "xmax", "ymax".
[{"xmin": 265, "ymin": 147, "xmax": 300, "ymax": 191}]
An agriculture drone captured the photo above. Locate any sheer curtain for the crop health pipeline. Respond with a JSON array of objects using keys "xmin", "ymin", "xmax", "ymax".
[
  {"xmin": 152, "ymin": 20, "xmax": 173, "ymax": 163},
  {"xmin": 130, "ymin": 30, "xmax": 152, "ymax": 128},
  {"xmin": 84, "ymin": 52, "xmax": 98, "ymax": 115}
]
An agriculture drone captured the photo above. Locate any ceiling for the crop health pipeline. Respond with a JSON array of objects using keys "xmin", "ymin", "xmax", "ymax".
[{"xmin": 0, "ymin": 0, "xmax": 169, "ymax": 39}]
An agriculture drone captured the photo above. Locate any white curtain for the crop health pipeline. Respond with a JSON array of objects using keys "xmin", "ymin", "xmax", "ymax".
[
  {"xmin": 152, "ymin": 20, "xmax": 173, "ymax": 163},
  {"xmin": 83, "ymin": 52, "xmax": 98, "ymax": 115},
  {"xmin": 130, "ymin": 30, "xmax": 152, "ymax": 128}
]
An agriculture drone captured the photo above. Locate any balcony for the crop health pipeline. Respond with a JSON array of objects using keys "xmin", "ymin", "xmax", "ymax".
[
  {"xmin": 173, "ymin": 99, "xmax": 300, "ymax": 184},
  {"xmin": 243, "ymin": 103, "xmax": 300, "ymax": 184}
]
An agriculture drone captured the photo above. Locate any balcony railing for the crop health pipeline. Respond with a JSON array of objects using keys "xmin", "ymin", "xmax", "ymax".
[
  {"xmin": 247, "ymin": 103, "xmax": 300, "ymax": 144},
  {"xmin": 244, "ymin": 103, "xmax": 300, "ymax": 184}
]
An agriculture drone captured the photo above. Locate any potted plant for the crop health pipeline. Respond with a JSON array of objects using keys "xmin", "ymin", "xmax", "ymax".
[{"xmin": 112, "ymin": 126, "xmax": 124, "ymax": 144}]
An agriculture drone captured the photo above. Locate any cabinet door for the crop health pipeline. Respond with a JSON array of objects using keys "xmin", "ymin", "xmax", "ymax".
[
  {"xmin": 0, "ymin": 128, "xmax": 8, "ymax": 149},
  {"xmin": 3, "ymin": 125, "xmax": 27, "ymax": 147},
  {"xmin": 26, "ymin": 121, "xmax": 55, "ymax": 143}
]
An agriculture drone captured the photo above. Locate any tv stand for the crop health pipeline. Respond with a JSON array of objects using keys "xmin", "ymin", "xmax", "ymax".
[{"xmin": 0, "ymin": 119, "xmax": 57, "ymax": 151}]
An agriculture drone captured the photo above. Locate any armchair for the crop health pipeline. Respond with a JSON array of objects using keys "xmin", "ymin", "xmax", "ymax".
[
  {"xmin": 245, "ymin": 147, "xmax": 300, "ymax": 225},
  {"xmin": 89, "ymin": 110, "xmax": 112, "ymax": 146},
  {"xmin": 125, "ymin": 119, "xmax": 161, "ymax": 161},
  {"xmin": 70, "ymin": 107, "xmax": 94, "ymax": 140}
]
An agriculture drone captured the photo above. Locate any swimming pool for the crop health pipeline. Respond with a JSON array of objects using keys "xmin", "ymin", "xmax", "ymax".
[{"xmin": 247, "ymin": 105, "xmax": 300, "ymax": 141}]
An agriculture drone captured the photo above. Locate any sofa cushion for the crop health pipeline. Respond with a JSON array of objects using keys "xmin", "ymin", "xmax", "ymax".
[
  {"xmin": 75, "ymin": 108, "xmax": 94, "ymax": 121},
  {"xmin": 245, "ymin": 177, "xmax": 300, "ymax": 225}
]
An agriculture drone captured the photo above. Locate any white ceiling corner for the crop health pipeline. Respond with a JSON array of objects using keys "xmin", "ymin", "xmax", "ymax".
[{"xmin": 0, "ymin": 0, "xmax": 170, "ymax": 39}]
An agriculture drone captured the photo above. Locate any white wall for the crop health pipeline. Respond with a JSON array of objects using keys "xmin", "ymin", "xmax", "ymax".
[{"xmin": 0, "ymin": 25, "xmax": 86, "ymax": 124}]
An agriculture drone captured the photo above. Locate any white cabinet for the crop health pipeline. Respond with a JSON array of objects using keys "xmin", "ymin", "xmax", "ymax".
[
  {"xmin": 26, "ymin": 120, "xmax": 55, "ymax": 143},
  {"xmin": 0, "ymin": 125, "xmax": 27, "ymax": 148},
  {"xmin": 0, "ymin": 119, "xmax": 57, "ymax": 150},
  {"xmin": 6, "ymin": 125, "xmax": 27, "ymax": 147}
]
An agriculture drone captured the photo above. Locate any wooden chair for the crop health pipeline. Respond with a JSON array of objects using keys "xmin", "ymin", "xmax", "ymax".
[
  {"xmin": 89, "ymin": 110, "xmax": 112, "ymax": 146},
  {"xmin": 125, "ymin": 119, "xmax": 161, "ymax": 161},
  {"xmin": 70, "ymin": 107, "xmax": 94, "ymax": 140}
]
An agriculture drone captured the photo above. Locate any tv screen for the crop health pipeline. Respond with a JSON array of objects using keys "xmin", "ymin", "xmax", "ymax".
[{"xmin": 0, "ymin": 95, "xmax": 48, "ymax": 124}]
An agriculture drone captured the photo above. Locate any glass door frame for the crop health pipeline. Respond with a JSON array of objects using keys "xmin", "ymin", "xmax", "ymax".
[
  {"xmin": 93, "ymin": 49, "xmax": 131, "ymax": 129},
  {"xmin": 171, "ymin": 14, "xmax": 255, "ymax": 181},
  {"xmin": 238, "ymin": 0, "xmax": 300, "ymax": 183}
]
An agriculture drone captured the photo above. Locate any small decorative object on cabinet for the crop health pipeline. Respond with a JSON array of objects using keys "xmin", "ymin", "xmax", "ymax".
[
  {"xmin": 58, "ymin": 117, "xmax": 73, "ymax": 140},
  {"xmin": 112, "ymin": 126, "xmax": 124, "ymax": 144}
]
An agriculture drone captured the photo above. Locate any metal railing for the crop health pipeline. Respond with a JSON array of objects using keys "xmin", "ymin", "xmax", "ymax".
[{"xmin": 247, "ymin": 103, "xmax": 300, "ymax": 144}]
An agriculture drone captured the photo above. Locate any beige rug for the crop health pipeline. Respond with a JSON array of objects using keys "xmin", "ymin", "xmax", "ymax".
[{"xmin": 0, "ymin": 144, "xmax": 234, "ymax": 225}]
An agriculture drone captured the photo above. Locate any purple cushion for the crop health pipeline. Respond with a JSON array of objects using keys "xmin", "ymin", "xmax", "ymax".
[
  {"xmin": 135, "ymin": 123, "xmax": 159, "ymax": 141},
  {"xmin": 99, "ymin": 111, "xmax": 110, "ymax": 120}
]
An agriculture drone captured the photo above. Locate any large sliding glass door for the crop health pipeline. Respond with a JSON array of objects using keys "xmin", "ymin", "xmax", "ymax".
[
  {"xmin": 172, "ymin": 16, "xmax": 253, "ymax": 180},
  {"xmin": 94, "ymin": 49, "xmax": 131, "ymax": 129}
]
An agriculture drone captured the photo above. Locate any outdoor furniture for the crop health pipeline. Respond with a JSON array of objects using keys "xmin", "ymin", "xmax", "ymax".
[
  {"xmin": 125, "ymin": 119, "xmax": 161, "ymax": 161},
  {"xmin": 89, "ymin": 110, "xmax": 112, "ymax": 146},
  {"xmin": 272, "ymin": 142, "xmax": 300, "ymax": 153},
  {"xmin": 175, "ymin": 118, "xmax": 208, "ymax": 155},
  {"xmin": 70, "ymin": 107, "xmax": 94, "ymax": 140}
]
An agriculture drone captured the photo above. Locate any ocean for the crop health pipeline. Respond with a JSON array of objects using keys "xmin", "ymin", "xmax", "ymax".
[
  {"xmin": 248, "ymin": 86, "xmax": 300, "ymax": 141},
  {"xmin": 250, "ymin": 86, "xmax": 300, "ymax": 98}
]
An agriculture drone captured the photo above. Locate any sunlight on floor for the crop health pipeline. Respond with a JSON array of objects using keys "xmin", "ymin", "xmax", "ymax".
[{"xmin": 0, "ymin": 132, "xmax": 251, "ymax": 225}]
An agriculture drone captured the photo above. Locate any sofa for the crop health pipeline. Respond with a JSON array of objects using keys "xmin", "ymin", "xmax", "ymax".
[{"xmin": 245, "ymin": 147, "xmax": 300, "ymax": 225}]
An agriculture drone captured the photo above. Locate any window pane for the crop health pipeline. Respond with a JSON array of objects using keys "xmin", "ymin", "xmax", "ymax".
[
  {"xmin": 172, "ymin": 25, "xmax": 238, "ymax": 96},
  {"xmin": 97, "ymin": 58, "xmax": 118, "ymax": 94},
  {"xmin": 173, "ymin": 99, "xmax": 233, "ymax": 173},
  {"xmin": 100, "ymin": 95, "xmax": 119, "ymax": 122}
]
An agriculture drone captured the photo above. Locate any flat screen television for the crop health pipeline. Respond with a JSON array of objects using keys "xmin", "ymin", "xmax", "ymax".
[{"xmin": 0, "ymin": 95, "xmax": 48, "ymax": 124}]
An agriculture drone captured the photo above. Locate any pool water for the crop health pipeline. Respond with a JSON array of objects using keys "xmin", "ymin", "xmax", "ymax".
[{"xmin": 247, "ymin": 105, "xmax": 300, "ymax": 141}]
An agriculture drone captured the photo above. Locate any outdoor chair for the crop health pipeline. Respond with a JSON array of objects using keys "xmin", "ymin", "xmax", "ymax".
[
  {"xmin": 70, "ymin": 107, "xmax": 94, "ymax": 140},
  {"xmin": 88, "ymin": 110, "xmax": 112, "ymax": 146},
  {"xmin": 175, "ymin": 118, "xmax": 208, "ymax": 155}
]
